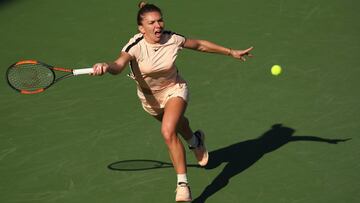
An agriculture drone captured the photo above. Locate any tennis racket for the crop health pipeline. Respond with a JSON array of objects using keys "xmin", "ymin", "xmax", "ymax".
[{"xmin": 6, "ymin": 60, "xmax": 94, "ymax": 94}]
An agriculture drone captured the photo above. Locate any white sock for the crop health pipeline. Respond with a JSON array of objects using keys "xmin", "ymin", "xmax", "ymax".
[
  {"xmin": 177, "ymin": 173, "xmax": 188, "ymax": 184},
  {"xmin": 186, "ymin": 133, "xmax": 198, "ymax": 147}
]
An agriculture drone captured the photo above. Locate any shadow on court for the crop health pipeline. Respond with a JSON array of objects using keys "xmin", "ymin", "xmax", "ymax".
[
  {"xmin": 107, "ymin": 124, "xmax": 350, "ymax": 203},
  {"xmin": 192, "ymin": 124, "xmax": 351, "ymax": 203},
  {"xmin": 108, "ymin": 159, "xmax": 200, "ymax": 171}
]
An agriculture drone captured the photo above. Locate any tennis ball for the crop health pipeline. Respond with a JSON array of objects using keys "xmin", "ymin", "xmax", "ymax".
[{"xmin": 271, "ymin": 65, "xmax": 282, "ymax": 76}]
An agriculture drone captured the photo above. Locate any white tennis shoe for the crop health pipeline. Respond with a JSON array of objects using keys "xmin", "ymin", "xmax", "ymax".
[{"xmin": 175, "ymin": 182, "xmax": 192, "ymax": 202}]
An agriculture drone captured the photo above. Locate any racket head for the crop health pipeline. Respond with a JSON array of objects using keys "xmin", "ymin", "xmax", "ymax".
[{"xmin": 6, "ymin": 60, "xmax": 55, "ymax": 94}]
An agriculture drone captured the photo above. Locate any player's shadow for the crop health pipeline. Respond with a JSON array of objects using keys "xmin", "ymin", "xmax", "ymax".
[{"xmin": 192, "ymin": 124, "xmax": 350, "ymax": 203}]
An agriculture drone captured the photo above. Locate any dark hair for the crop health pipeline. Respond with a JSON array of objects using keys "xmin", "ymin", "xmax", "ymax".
[{"xmin": 137, "ymin": 1, "xmax": 162, "ymax": 25}]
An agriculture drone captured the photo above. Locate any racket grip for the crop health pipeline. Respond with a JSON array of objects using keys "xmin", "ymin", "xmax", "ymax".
[{"xmin": 73, "ymin": 68, "xmax": 94, "ymax": 75}]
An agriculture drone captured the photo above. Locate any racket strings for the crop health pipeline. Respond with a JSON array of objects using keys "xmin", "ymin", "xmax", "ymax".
[{"xmin": 7, "ymin": 63, "xmax": 55, "ymax": 90}]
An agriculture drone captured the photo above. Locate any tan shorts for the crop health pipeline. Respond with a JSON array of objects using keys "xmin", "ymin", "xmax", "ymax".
[{"xmin": 137, "ymin": 82, "xmax": 189, "ymax": 116}]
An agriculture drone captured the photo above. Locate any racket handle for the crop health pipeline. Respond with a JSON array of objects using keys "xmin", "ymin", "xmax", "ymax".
[{"xmin": 73, "ymin": 68, "xmax": 94, "ymax": 75}]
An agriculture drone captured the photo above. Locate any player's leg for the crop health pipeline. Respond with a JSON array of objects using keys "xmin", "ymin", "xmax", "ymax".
[
  {"xmin": 161, "ymin": 96, "xmax": 188, "ymax": 174},
  {"xmin": 176, "ymin": 116, "xmax": 193, "ymax": 140},
  {"xmin": 155, "ymin": 103, "xmax": 209, "ymax": 167},
  {"xmin": 161, "ymin": 97, "xmax": 192, "ymax": 201},
  {"xmin": 153, "ymin": 114, "xmax": 192, "ymax": 140},
  {"xmin": 177, "ymin": 116, "xmax": 209, "ymax": 167}
]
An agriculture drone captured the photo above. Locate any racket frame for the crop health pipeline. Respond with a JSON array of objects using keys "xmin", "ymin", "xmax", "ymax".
[{"xmin": 6, "ymin": 60, "xmax": 92, "ymax": 94}]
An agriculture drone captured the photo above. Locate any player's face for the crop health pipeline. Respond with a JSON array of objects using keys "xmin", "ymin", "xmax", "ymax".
[{"xmin": 139, "ymin": 11, "xmax": 164, "ymax": 44}]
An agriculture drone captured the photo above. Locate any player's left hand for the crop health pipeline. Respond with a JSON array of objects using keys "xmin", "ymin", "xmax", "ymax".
[{"xmin": 230, "ymin": 46, "xmax": 254, "ymax": 61}]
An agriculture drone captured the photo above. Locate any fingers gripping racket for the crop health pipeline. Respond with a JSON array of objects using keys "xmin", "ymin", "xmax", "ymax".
[{"xmin": 6, "ymin": 60, "xmax": 93, "ymax": 94}]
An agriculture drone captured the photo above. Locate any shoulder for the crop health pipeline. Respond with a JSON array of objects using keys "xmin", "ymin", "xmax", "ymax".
[
  {"xmin": 123, "ymin": 33, "xmax": 144, "ymax": 52},
  {"xmin": 162, "ymin": 30, "xmax": 186, "ymax": 46},
  {"xmin": 163, "ymin": 30, "xmax": 186, "ymax": 39}
]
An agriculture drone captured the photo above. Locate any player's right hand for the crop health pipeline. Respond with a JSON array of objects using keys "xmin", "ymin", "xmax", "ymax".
[{"xmin": 92, "ymin": 63, "xmax": 109, "ymax": 75}]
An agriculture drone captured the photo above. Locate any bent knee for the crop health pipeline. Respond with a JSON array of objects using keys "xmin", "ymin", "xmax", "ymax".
[{"xmin": 161, "ymin": 125, "xmax": 177, "ymax": 143}]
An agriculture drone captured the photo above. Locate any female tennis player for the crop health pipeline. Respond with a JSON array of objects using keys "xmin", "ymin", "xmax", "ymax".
[{"xmin": 92, "ymin": 2, "xmax": 253, "ymax": 202}]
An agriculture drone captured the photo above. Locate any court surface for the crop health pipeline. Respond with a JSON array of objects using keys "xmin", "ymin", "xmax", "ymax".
[{"xmin": 0, "ymin": 0, "xmax": 359, "ymax": 202}]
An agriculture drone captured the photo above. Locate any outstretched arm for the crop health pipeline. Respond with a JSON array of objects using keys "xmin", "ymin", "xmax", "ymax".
[
  {"xmin": 92, "ymin": 52, "xmax": 132, "ymax": 75},
  {"xmin": 183, "ymin": 38, "xmax": 254, "ymax": 61}
]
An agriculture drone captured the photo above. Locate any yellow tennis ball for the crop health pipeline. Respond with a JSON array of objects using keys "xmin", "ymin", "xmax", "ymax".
[{"xmin": 271, "ymin": 65, "xmax": 282, "ymax": 76}]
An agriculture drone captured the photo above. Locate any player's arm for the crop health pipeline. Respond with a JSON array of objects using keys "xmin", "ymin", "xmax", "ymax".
[
  {"xmin": 183, "ymin": 38, "xmax": 254, "ymax": 61},
  {"xmin": 92, "ymin": 51, "xmax": 132, "ymax": 75}
]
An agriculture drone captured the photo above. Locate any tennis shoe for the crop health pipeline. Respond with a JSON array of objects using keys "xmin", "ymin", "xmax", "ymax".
[
  {"xmin": 189, "ymin": 130, "xmax": 209, "ymax": 166},
  {"xmin": 175, "ymin": 182, "xmax": 192, "ymax": 202}
]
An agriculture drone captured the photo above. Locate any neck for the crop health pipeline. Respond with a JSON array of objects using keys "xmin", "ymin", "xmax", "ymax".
[{"xmin": 143, "ymin": 34, "xmax": 161, "ymax": 44}]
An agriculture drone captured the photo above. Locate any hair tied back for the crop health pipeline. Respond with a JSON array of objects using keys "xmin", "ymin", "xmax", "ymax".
[{"xmin": 138, "ymin": 1, "xmax": 147, "ymax": 8}]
